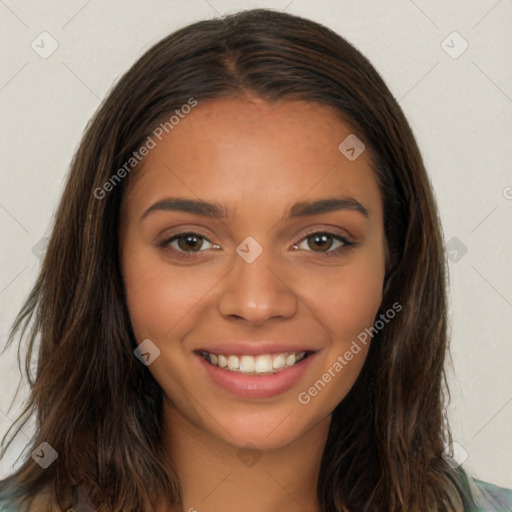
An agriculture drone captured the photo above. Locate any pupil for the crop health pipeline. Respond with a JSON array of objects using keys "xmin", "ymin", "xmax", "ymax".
[
  {"xmin": 180, "ymin": 234, "xmax": 201, "ymax": 251},
  {"xmin": 310, "ymin": 234, "xmax": 332, "ymax": 252}
]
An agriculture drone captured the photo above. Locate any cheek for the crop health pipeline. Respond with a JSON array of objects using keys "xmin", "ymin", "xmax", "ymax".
[
  {"xmin": 296, "ymin": 253, "xmax": 385, "ymax": 345},
  {"xmin": 122, "ymin": 246, "xmax": 215, "ymax": 341},
  {"xmin": 334, "ymin": 261, "xmax": 384, "ymax": 337},
  {"xmin": 293, "ymin": 254, "xmax": 384, "ymax": 410}
]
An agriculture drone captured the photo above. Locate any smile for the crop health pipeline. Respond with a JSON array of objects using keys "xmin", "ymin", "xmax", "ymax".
[
  {"xmin": 195, "ymin": 347, "xmax": 317, "ymax": 398},
  {"xmin": 200, "ymin": 350, "xmax": 309, "ymax": 374}
]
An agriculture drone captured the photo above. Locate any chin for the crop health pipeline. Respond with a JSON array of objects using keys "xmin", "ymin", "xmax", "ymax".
[{"xmin": 206, "ymin": 401, "xmax": 325, "ymax": 452}]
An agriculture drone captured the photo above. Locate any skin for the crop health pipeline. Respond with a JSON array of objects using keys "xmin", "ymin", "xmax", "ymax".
[{"xmin": 120, "ymin": 97, "xmax": 387, "ymax": 512}]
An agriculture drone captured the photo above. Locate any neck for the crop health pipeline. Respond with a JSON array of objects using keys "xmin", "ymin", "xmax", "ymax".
[{"xmin": 160, "ymin": 399, "xmax": 331, "ymax": 512}]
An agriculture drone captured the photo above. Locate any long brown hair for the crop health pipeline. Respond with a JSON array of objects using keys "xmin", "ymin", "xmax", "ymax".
[{"xmin": 1, "ymin": 8, "xmax": 475, "ymax": 511}]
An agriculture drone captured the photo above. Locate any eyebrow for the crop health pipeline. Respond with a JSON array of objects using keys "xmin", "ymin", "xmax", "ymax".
[{"xmin": 140, "ymin": 196, "xmax": 369, "ymax": 221}]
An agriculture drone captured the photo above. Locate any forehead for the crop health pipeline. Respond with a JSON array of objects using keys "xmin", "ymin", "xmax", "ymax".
[{"xmin": 123, "ymin": 97, "xmax": 382, "ymax": 223}]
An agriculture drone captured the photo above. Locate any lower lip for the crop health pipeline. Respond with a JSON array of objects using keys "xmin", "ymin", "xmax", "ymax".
[{"xmin": 196, "ymin": 353, "xmax": 316, "ymax": 399}]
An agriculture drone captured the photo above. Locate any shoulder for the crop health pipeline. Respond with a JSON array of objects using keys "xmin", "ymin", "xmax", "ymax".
[
  {"xmin": 0, "ymin": 483, "xmax": 95, "ymax": 512},
  {"xmin": 0, "ymin": 486, "xmax": 73, "ymax": 512},
  {"xmin": 0, "ymin": 498, "xmax": 17, "ymax": 512},
  {"xmin": 0, "ymin": 494, "xmax": 55, "ymax": 512},
  {"xmin": 469, "ymin": 478, "xmax": 512, "ymax": 511}
]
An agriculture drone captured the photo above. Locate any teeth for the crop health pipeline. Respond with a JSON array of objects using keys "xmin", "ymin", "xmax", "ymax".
[
  {"xmin": 239, "ymin": 355, "xmax": 255, "ymax": 372},
  {"xmin": 255, "ymin": 355, "xmax": 273, "ymax": 373},
  {"xmin": 272, "ymin": 354, "xmax": 286, "ymax": 370},
  {"xmin": 227, "ymin": 355, "xmax": 239, "ymax": 370},
  {"xmin": 202, "ymin": 351, "xmax": 307, "ymax": 374}
]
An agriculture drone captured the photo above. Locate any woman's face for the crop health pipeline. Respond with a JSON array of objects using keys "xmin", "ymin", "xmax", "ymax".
[{"xmin": 120, "ymin": 97, "xmax": 387, "ymax": 450}]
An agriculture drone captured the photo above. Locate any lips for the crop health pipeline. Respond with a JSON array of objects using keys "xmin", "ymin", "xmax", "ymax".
[
  {"xmin": 194, "ymin": 341, "xmax": 318, "ymax": 357},
  {"xmin": 193, "ymin": 341, "xmax": 319, "ymax": 398}
]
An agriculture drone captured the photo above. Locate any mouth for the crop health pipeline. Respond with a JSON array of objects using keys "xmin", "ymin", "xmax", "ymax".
[
  {"xmin": 197, "ymin": 350, "xmax": 313, "ymax": 375},
  {"xmin": 194, "ymin": 344, "xmax": 319, "ymax": 398}
]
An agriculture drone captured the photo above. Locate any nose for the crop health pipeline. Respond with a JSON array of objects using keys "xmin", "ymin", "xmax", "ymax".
[{"xmin": 217, "ymin": 245, "xmax": 298, "ymax": 326}]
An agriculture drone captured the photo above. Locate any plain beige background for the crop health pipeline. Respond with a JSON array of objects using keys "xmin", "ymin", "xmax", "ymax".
[{"xmin": 1, "ymin": 0, "xmax": 511, "ymax": 489}]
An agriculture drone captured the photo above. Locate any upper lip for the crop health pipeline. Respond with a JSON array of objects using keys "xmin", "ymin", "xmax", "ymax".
[{"xmin": 194, "ymin": 342, "xmax": 319, "ymax": 356}]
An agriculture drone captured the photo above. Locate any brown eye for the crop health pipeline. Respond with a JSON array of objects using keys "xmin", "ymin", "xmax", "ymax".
[
  {"xmin": 307, "ymin": 233, "xmax": 335, "ymax": 252},
  {"xmin": 176, "ymin": 233, "xmax": 205, "ymax": 252},
  {"xmin": 292, "ymin": 231, "xmax": 355, "ymax": 256},
  {"xmin": 158, "ymin": 232, "xmax": 219, "ymax": 260}
]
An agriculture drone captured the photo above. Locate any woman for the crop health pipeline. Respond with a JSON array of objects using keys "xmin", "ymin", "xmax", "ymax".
[{"xmin": 1, "ymin": 8, "xmax": 509, "ymax": 512}]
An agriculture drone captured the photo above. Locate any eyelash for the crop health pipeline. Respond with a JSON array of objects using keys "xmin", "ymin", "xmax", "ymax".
[{"xmin": 157, "ymin": 230, "xmax": 356, "ymax": 261}]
